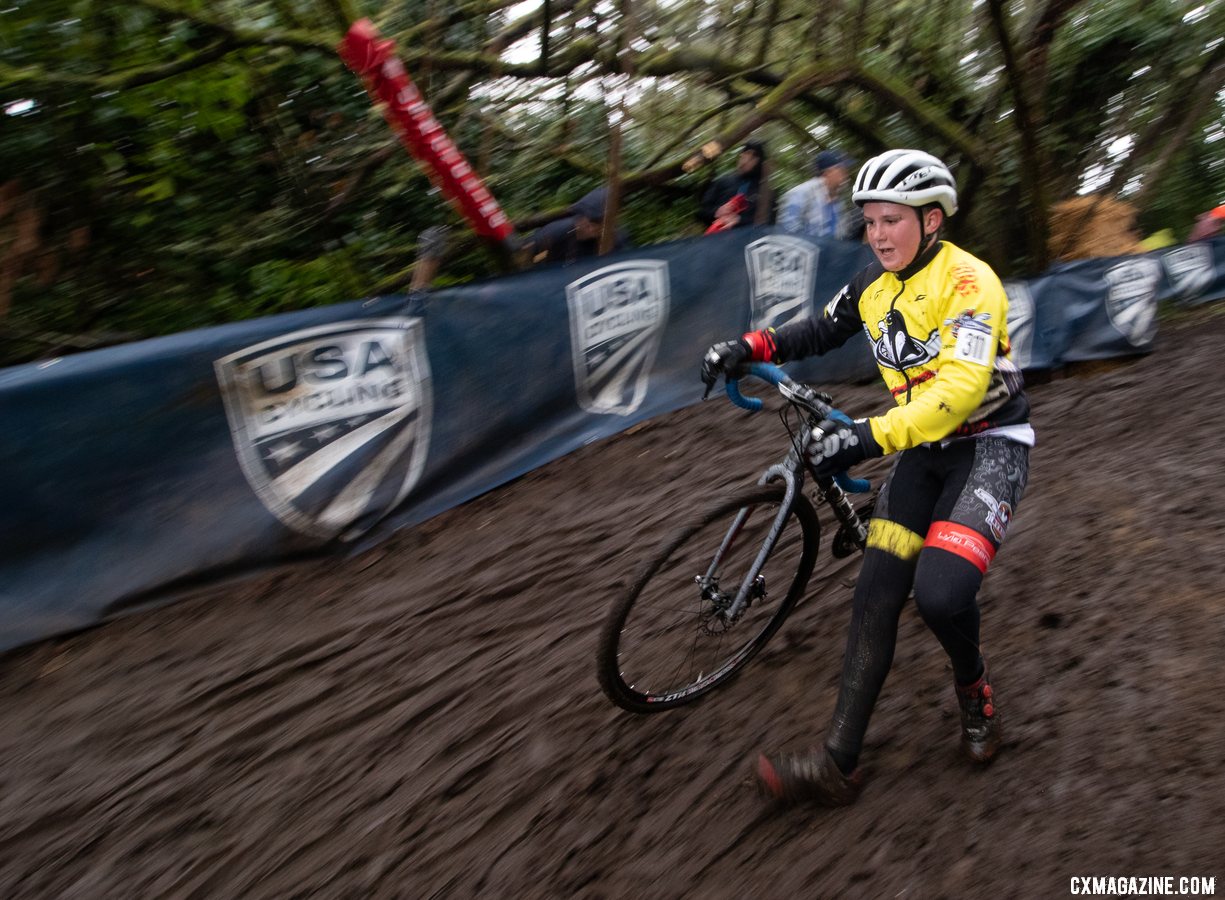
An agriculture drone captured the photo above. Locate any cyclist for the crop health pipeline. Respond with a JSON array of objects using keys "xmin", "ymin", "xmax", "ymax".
[{"xmin": 701, "ymin": 149, "xmax": 1033, "ymax": 806}]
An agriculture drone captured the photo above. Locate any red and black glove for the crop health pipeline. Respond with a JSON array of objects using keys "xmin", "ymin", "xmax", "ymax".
[{"xmin": 701, "ymin": 329, "xmax": 778, "ymax": 394}]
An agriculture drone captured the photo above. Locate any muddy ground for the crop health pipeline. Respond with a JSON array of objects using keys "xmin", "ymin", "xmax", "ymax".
[{"xmin": 1, "ymin": 309, "xmax": 1223, "ymax": 898}]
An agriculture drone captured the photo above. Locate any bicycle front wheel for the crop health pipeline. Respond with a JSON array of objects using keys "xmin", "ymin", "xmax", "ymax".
[{"xmin": 598, "ymin": 482, "xmax": 820, "ymax": 713}]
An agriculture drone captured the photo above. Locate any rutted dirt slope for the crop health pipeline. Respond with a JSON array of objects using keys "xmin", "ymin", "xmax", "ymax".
[{"xmin": 1, "ymin": 310, "xmax": 1223, "ymax": 898}]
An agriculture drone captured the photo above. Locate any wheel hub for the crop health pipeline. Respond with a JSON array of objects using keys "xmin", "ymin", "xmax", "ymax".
[{"xmin": 695, "ymin": 574, "xmax": 766, "ymax": 634}]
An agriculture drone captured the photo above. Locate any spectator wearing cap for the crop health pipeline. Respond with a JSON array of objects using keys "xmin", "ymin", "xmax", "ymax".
[
  {"xmin": 698, "ymin": 141, "xmax": 769, "ymax": 233},
  {"xmin": 1188, "ymin": 205, "xmax": 1225, "ymax": 242},
  {"xmin": 524, "ymin": 186, "xmax": 630, "ymax": 266},
  {"xmin": 778, "ymin": 148, "xmax": 858, "ymax": 242}
]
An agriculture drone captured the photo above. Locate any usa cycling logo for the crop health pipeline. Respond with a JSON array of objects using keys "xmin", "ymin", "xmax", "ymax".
[
  {"xmin": 567, "ymin": 260, "xmax": 669, "ymax": 416},
  {"xmin": 1161, "ymin": 244, "xmax": 1214, "ymax": 300},
  {"xmin": 745, "ymin": 235, "xmax": 816, "ymax": 331},
  {"xmin": 1103, "ymin": 258, "xmax": 1160, "ymax": 346},
  {"xmin": 1003, "ymin": 282, "xmax": 1036, "ymax": 369},
  {"xmin": 215, "ymin": 317, "xmax": 432, "ymax": 541}
]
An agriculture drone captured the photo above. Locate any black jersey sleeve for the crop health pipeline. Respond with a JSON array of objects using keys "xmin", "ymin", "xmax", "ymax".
[{"xmin": 771, "ymin": 263, "xmax": 878, "ymax": 361}]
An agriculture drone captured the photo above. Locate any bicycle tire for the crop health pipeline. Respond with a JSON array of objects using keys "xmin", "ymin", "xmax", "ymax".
[{"xmin": 597, "ymin": 482, "xmax": 821, "ymax": 713}]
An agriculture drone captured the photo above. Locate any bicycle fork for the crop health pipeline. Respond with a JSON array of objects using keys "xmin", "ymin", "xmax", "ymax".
[
  {"xmin": 697, "ymin": 461, "xmax": 803, "ymax": 622},
  {"xmin": 699, "ymin": 445, "xmax": 869, "ymax": 621},
  {"xmin": 815, "ymin": 476, "xmax": 869, "ymax": 556}
]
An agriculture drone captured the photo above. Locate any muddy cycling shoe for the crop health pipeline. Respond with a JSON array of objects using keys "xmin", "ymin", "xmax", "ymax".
[
  {"xmin": 756, "ymin": 747, "xmax": 862, "ymax": 806},
  {"xmin": 955, "ymin": 668, "xmax": 1001, "ymax": 763}
]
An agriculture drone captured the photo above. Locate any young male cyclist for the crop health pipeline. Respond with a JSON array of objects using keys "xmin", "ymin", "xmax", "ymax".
[{"xmin": 701, "ymin": 149, "xmax": 1033, "ymax": 806}]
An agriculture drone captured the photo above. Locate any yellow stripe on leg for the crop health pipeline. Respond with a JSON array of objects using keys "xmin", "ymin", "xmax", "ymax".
[{"xmin": 866, "ymin": 519, "xmax": 924, "ymax": 561}]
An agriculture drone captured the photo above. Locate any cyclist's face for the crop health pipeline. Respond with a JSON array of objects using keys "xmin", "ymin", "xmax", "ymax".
[{"xmin": 863, "ymin": 201, "xmax": 941, "ymax": 272}]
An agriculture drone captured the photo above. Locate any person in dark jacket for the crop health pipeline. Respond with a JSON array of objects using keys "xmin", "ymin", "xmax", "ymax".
[
  {"xmin": 699, "ymin": 141, "xmax": 768, "ymax": 232},
  {"xmin": 524, "ymin": 187, "xmax": 630, "ymax": 266}
]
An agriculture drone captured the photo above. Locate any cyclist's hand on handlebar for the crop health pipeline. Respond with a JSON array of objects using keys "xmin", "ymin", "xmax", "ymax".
[
  {"xmin": 701, "ymin": 339, "xmax": 750, "ymax": 396},
  {"xmin": 701, "ymin": 329, "xmax": 780, "ymax": 397},
  {"xmin": 806, "ymin": 415, "xmax": 883, "ymax": 477}
]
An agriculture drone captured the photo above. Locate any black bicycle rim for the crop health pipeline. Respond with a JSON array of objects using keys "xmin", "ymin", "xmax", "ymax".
[{"xmin": 597, "ymin": 482, "xmax": 820, "ymax": 713}]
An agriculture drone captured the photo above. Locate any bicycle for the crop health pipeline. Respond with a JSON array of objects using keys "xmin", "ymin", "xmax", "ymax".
[{"xmin": 597, "ymin": 362, "xmax": 876, "ymax": 713}]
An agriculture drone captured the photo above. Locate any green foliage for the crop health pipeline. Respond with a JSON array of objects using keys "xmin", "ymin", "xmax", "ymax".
[
  {"xmin": 1, "ymin": 0, "xmax": 1222, "ymax": 366},
  {"xmin": 1138, "ymin": 135, "xmax": 1225, "ymax": 242},
  {"xmin": 245, "ymin": 248, "xmax": 365, "ymax": 314}
]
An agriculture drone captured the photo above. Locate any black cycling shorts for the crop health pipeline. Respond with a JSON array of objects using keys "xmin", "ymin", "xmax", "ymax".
[{"xmin": 867, "ymin": 435, "xmax": 1029, "ymax": 571}]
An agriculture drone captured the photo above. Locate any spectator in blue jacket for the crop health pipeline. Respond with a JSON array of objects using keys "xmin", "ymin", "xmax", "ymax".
[{"xmin": 778, "ymin": 149, "xmax": 857, "ymax": 241}]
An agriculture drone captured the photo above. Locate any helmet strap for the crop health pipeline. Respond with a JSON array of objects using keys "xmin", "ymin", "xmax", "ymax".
[
  {"xmin": 903, "ymin": 206, "xmax": 933, "ymax": 271},
  {"xmin": 896, "ymin": 207, "xmax": 942, "ymax": 279},
  {"xmin": 916, "ymin": 205, "xmax": 941, "ymax": 254}
]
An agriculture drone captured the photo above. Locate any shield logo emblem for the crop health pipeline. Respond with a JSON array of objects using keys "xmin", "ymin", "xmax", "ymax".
[
  {"xmin": 1161, "ymin": 244, "xmax": 1214, "ymax": 300},
  {"xmin": 215, "ymin": 317, "xmax": 432, "ymax": 541},
  {"xmin": 745, "ymin": 235, "xmax": 817, "ymax": 330},
  {"xmin": 1004, "ymin": 281, "xmax": 1036, "ymax": 369},
  {"xmin": 1103, "ymin": 258, "xmax": 1160, "ymax": 347},
  {"xmin": 567, "ymin": 260, "xmax": 669, "ymax": 416}
]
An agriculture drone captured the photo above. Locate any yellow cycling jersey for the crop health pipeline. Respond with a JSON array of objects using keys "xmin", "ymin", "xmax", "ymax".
[{"xmin": 770, "ymin": 240, "xmax": 1029, "ymax": 454}]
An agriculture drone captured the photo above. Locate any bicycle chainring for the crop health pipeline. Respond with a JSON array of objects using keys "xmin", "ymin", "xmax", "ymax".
[{"xmin": 832, "ymin": 527, "xmax": 859, "ymax": 558}]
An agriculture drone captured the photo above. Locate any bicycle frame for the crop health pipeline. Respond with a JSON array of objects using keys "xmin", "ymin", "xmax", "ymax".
[
  {"xmin": 707, "ymin": 374, "xmax": 870, "ymax": 622},
  {"xmin": 599, "ymin": 362, "xmax": 877, "ymax": 713}
]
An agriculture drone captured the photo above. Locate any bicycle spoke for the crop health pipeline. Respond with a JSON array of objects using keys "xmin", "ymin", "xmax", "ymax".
[
  {"xmin": 596, "ymin": 377, "xmax": 854, "ymax": 714},
  {"xmin": 604, "ymin": 486, "xmax": 817, "ymax": 707}
]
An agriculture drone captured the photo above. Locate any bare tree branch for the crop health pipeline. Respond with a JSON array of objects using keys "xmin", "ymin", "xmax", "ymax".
[
  {"xmin": 0, "ymin": 40, "xmax": 247, "ymax": 91},
  {"xmin": 131, "ymin": 0, "xmax": 333, "ymax": 49},
  {"xmin": 1131, "ymin": 78, "xmax": 1224, "ymax": 213},
  {"xmin": 1049, "ymin": 44, "xmax": 1225, "ymax": 260},
  {"xmin": 753, "ymin": 0, "xmax": 783, "ymax": 68},
  {"xmin": 1114, "ymin": 54, "xmax": 1225, "ymax": 207},
  {"xmin": 641, "ymin": 95, "xmax": 760, "ymax": 169},
  {"xmin": 1021, "ymin": 0, "xmax": 1090, "ymax": 82},
  {"xmin": 318, "ymin": 0, "xmax": 359, "ymax": 32},
  {"xmin": 986, "ymin": 0, "xmax": 1050, "ymax": 269},
  {"xmin": 842, "ymin": 65, "xmax": 989, "ymax": 164}
]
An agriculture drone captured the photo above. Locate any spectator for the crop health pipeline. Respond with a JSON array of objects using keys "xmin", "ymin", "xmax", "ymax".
[
  {"xmin": 778, "ymin": 149, "xmax": 856, "ymax": 241},
  {"xmin": 699, "ymin": 141, "xmax": 768, "ymax": 233},
  {"xmin": 1188, "ymin": 205, "xmax": 1225, "ymax": 242},
  {"xmin": 524, "ymin": 187, "xmax": 629, "ymax": 266}
]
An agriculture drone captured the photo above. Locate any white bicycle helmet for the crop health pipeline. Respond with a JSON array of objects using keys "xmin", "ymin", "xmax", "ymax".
[{"xmin": 852, "ymin": 149, "xmax": 958, "ymax": 216}]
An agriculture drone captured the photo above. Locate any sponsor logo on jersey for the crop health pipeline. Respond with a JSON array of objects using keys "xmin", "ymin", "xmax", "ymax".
[
  {"xmin": 872, "ymin": 308, "xmax": 941, "ymax": 371},
  {"xmin": 1103, "ymin": 258, "xmax": 1160, "ymax": 346},
  {"xmin": 949, "ymin": 263, "xmax": 981, "ymax": 297},
  {"xmin": 824, "ymin": 285, "xmax": 851, "ymax": 321},
  {"xmin": 946, "ymin": 309, "xmax": 994, "ymax": 366},
  {"xmin": 944, "ymin": 308, "xmax": 992, "ymax": 339},
  {"xmin": 745, "ymin": 235, "xmax": 817, "ymax": 331},
  {"xmin": 1161, "ymin": 244, "xmax": 1214, "ymax": 300},
  {"xmin": 567, "ymin": 260, "xmax": 669, "ymax": 416},
  {"xmin": 215, "ymin": 317, "xmax": 432, "ymax": 541}
]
